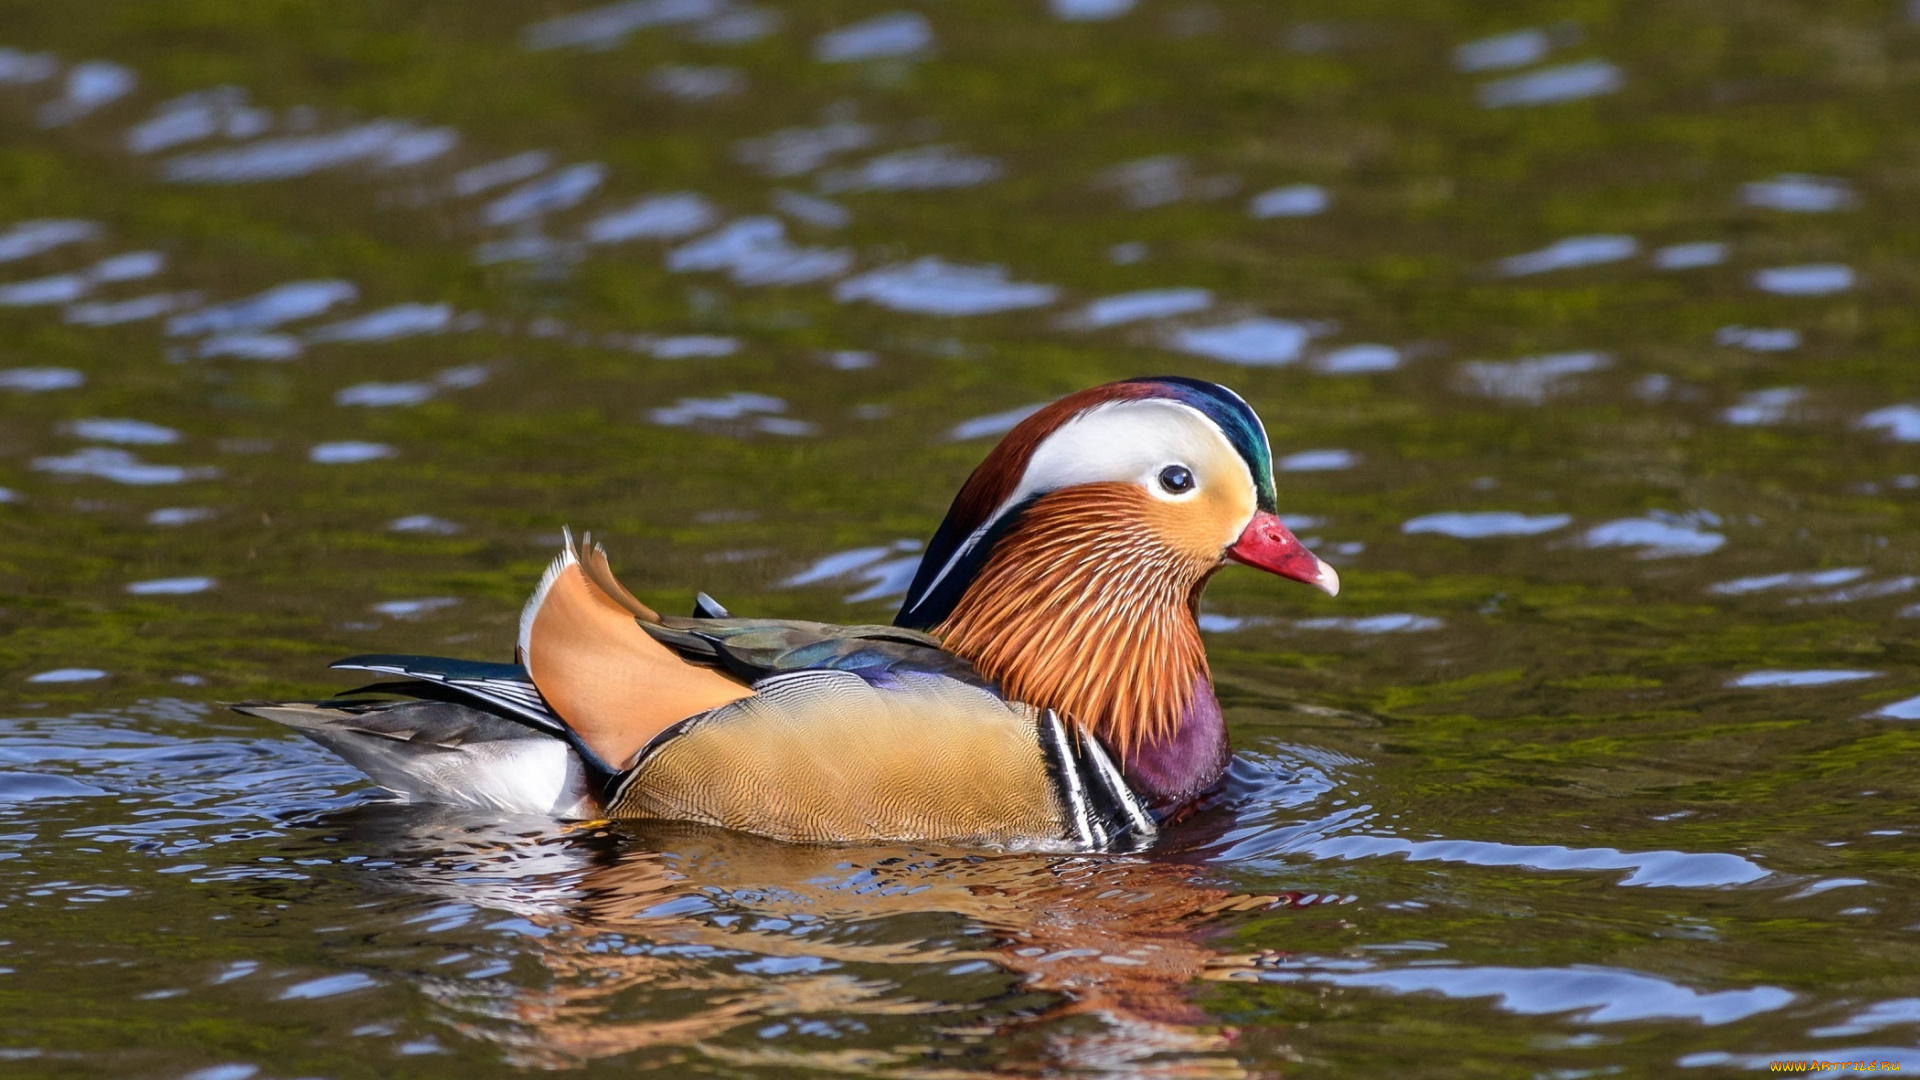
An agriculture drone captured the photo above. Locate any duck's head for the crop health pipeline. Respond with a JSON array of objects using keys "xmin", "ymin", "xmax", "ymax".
[{"xmin": 896, "ymin": 376, "xmax": 1335, "ymax": 759}]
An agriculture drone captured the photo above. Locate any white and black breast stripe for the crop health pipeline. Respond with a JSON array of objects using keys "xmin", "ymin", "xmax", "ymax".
[
  {"xmin": 1039, "ymin": 708, "xmax": 1098, "ymax": 849},
  {"xmin": 1036, "ymin": 709, "xmax": 1158, "ymax": 853},
  {"xmin": 1079, "ymin": 733, "xmax": 1158, "ymax": 846}
]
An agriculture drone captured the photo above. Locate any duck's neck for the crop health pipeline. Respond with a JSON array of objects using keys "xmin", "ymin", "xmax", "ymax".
[
  {"xmin": 1124, "ymin": 675, "xmax": 1231, "ymax": 813},
  {"xmin": 930, "ymin": 486, "xmax": 1224, "ymax": 804}
]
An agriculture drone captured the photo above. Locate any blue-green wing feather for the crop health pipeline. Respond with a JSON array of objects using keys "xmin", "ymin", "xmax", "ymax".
[{"xmin": 638, "ymin": 617, "xmax": 992, "ymax": 691}]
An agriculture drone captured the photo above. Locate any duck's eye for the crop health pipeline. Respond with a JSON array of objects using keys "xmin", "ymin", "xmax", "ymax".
[{"xmin": 1158, "ymin": 464, "xmax": 1195, "ymax": 494}]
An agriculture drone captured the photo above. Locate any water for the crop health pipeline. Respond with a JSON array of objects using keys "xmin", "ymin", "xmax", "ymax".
[{"xmin": 2, "ymin": 1, "xmax": 1919, "ymax": 1075}]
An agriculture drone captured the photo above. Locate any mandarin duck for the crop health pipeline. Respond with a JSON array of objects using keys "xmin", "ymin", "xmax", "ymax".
[{"xmin": 237, "ymin": 376, "xmax": 1338, "ymax": 852}]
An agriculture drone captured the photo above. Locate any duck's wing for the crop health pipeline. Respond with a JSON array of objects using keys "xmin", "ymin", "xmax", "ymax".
[
  {"xmin": 517, "ymin": 530, "xmax": 755, "ymax": 769},
  {"xmin": 326, "ymin": 655, "xmax": 564, "ymax": 735},
  {"xmin": 606, "ymin": 667, "xmax": 1156, "ymax": 852},
  {"xmin": 637, "ymin": 615, "xmax": 988, "ymax": 688}
]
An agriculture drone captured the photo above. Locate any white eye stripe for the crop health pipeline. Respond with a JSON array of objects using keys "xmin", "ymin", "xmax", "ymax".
[
  {"xmin": 1009, "ymin": 400, "xmax": 1241, "ymax": 509},
  {"xmin": 906, "ymin": 399, "xmax": 1252, "ymax": 612}
]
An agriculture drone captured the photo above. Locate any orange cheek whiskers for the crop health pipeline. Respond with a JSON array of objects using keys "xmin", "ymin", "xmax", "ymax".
[{"xmin": 932, "ymin": 485, "xmax": 1215, "ymax": 761}]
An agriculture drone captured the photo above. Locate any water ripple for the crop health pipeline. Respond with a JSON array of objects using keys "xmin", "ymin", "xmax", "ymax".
[
  {"xmin": 1753, "ymin": 264, "xmax": 1854, "ymax": 296},
  {"xmin": 33, "ymin": 447, "xmax": 215, "ymax": 485},
  {"xmin": 0, "ymin": 219, "xmax": 98, "ymax": 262},
  {"xmin": 814, "ymin": 12, "xmax": 933, "ymax": 63},
  {"xmin": 167, "ymin": 280, "xmax": 357, "ymax": 336},
  {"xmin": 1068, "ymin": 287, "xmax": 1212, "ymax": 329},
  {"xmin": 835, "ymin": 258, "xmax": 1057, "ymax": 316},
  {"xmin": 817, "ymin": 145, "xmax": 1002, "ymax": 193},
  {"xmin": 524, "ymin": 0, "xmax": 725, "ymax": 52},
  {"xmin": 1497, "ymin": 234, "xmax": 1637, "ymax": 276},
  {"xmin": 1166, "ymin": 317, "xmax": 1312, "ymax": 366},
  {"xmin": 1743, "ymin": 174, "xmax": 1854, "ymax": 213},
  {"xmin": 1404, "ymin": 511, "xmax": 1571, "ymax": 538},
  {"xmin": 1582, "ymin": 517, "xmax": 1726, "ymax": 558},
  {"xmin": 583, "ymin": 193, "xmax": 717, "ymax": 243},
  {"xmin": 1248, "ymin": 958, "xmax": 1791, "ymax": 1024},
  {"xmin": 1455, "ymin": 28, "xmax": 1552, "ymax": 72},
  {"xmin": 1728, "ymin": 670, "xmax": 1878, "ymax": 689},
  {"xmin": 162, "ymin": 121, "xmax": 456, "ymax": 182},
  {"xmin": 1478, "ymin": 59, "xmax": 1624, "ymax": 107},
  {"xmin": 1248, "ymin": 184, "xmax": 1329, "ymax": 218},
  {"xmin": 1458, "ymin": 351, "xmax": 1609, "ymax": 403}
]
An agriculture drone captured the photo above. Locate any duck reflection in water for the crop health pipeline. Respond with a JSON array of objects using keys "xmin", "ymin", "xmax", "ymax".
[{"xmin": 330, "ymin": 807, "xmax": 1341, "ymax": 1075}]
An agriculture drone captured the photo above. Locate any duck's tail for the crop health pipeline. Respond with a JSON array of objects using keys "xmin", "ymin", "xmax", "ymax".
[
  {"xmin": 233, "ymin": 695, "xmax": 598, "ymax": 818},
  {"xmin": 237, "ymin": 528, "xmax": 755, "ymax": 817}
]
